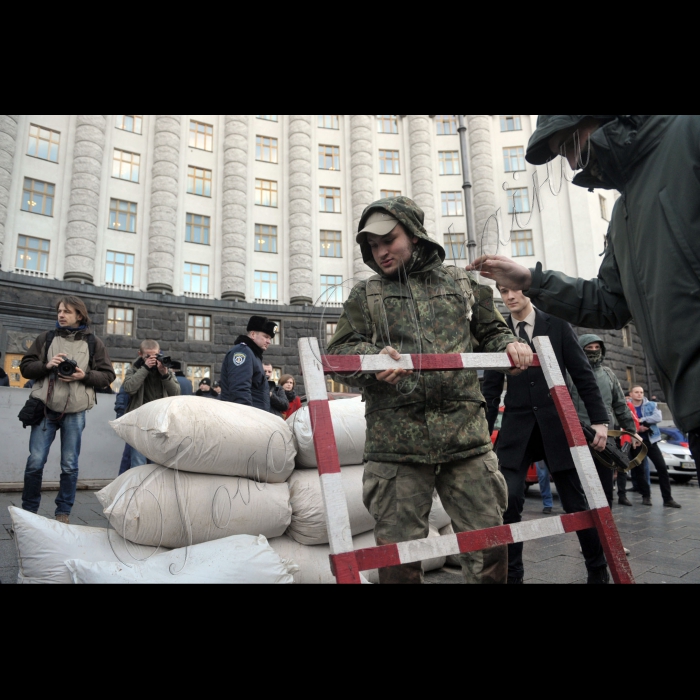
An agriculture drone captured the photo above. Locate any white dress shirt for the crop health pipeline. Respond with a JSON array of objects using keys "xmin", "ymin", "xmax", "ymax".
[{"xmin": 511, "ymin": 307, "xmax": 537, "ymax": 342}]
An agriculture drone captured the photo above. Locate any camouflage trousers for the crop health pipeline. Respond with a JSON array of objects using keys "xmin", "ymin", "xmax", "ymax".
[{"xmin": 362, "ymin": 450, "xmax": 508, "ymax": 584}]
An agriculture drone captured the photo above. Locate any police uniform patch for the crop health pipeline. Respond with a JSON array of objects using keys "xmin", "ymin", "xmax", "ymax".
[{"xmin": 233, "ymin": 352, "xmax": 247, "ymax": 366}]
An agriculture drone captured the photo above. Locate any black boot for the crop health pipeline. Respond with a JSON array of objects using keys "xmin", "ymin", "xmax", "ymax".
[
  {"xmin": 587, "ymin": 567, "xmax": 610, "ymax": 584},
  {"xmin": 618, "ymin": 495, "xmax": 632, "ymax": 506},
  {"xmin": 507, "ymin": 576, "xmax": 524, "ymax": 585}
]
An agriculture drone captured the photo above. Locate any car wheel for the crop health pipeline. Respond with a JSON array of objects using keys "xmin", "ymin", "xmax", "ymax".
[{"xmin": 671, "ymin": 475, "xmax": 693, "ymax": 484}]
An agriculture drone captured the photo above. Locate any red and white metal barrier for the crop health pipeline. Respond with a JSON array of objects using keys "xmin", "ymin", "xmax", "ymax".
[{"xmin": 297, "ymin": 336, "xmax": 634, "ymax": 585}]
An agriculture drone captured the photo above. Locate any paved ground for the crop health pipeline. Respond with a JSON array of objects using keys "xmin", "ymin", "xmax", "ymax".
[{"xmin": 2, "ymin": 478, "xmax": 699, "ymax": 584}]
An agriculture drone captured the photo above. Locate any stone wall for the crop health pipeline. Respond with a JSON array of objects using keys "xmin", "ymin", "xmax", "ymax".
[{"xmin": 0, "ymin": 271, "xmax": 338, "ymax": 394}]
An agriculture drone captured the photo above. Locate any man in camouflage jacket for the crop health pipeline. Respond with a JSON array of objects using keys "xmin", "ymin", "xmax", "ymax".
[{"xmin": 328, "ymin": 196, "xmax": 532, "ymax": 584}]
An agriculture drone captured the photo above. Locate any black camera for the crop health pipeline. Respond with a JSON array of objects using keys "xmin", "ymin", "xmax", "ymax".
[
  {"xmin": 154, "ymin": 353, "xmax": 172, "ymax": 369},
  {"xmin": 57, "ymin": 358, "xmax": 78, "ymax": 377}
]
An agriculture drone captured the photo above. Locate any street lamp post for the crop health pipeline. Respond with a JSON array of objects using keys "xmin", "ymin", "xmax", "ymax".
[{"xmin": 457, "ymin": 115, "xmax": 477, "ymax": 265}]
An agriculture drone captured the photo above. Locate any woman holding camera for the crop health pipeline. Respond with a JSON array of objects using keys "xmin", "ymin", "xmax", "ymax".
[{"xmin": 19, "ymin": 296, "xmax": 116, "ymax": 524}]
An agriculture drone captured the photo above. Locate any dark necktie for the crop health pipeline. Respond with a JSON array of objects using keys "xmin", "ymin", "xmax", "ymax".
[{"xmin": 517, "ymin": 321, "xmax": 533, "ymax": 349}]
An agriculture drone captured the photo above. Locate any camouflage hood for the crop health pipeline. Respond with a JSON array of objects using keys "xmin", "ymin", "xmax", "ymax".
[{"xmin": 357, "ymin": 196, "xmax": 445, "ymax": 277}]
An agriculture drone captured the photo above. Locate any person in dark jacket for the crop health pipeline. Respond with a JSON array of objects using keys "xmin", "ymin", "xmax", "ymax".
[
  {"xmin": 263, "ymin": 363, "xmax": 289, "ymax": 418},
  {"xmin": 279, "ymin": 374, "xmax": 302, "ymax": 419},
  {"xmin": 469, "ymin": 115, "xmax": 700, "ymax": 481},
  {"xmin": 195, "ymin": 377, "xmax": 218, "ymax": 398},
  {"xmin": 114, "ymin": 384, "xmax": 132, "ymax": 475},
  {"xmin": 0, "ymin": 352, "xmax": 9, "ymax": 387},
  {"xmin": 170, "ymin": 361, "xmax": 193, "ymax": 396},
  {"xmin": 483, "ymin": 285, "xmax": 611, "ymax": 584},
  {"xmin": 220, "ymin": 316, "xmax": 277, "ymax": 412}
]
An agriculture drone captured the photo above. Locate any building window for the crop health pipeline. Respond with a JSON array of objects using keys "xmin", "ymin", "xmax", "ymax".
[
  {"xmin": 27, "ymin": 124, "xmax": 60, "ymax": 163},
  {"xmin": 16, "ymin": 235, "xmax": 49, "ymax": 273},
  {"xmin": 21, "ymin": 178, "xmax": 55, "ymax": 217},
  {"xmin": 320, "ymin": 274, "xmax": 343, "ymax": 303},
  {"xmin": 319, "ymin": 144, "xmax": 340, "ymax": 170},
  {"xmin": 112, "ymin": 149, "xmax": 140, "ymax": 183},
  {"xmin": 441, "ymin": 191, "xmax": 463, "ymax": 216},
  {"xmin": 115, "ymin": 115, "xmax": 142, "ymax": 134},
  {"xmin": 504, "ymin": 146, "xmax": 526, "ymax": 172},
  {"xmin": 507, "ymin": 188, "xmax": 531, "ymax": 214},
  {"xmin": 186, "ymin": 364, "xmax": 211, "ymax": 390},
  {"xmin": 438, "ymin": 151, "xmax": 460, "ymax": 175},
  {"xmin": 187, "ymin": 166, "xmax": 212, "ymax": 197},
  {"xmin": 255, "ymin": 224, "xmax": 278, "ymax": 253},
  {"xmin": 377, "ymin": 115, "xmax": 398, "ymax": 134},
  {"xmin": 185, "ymin": 213, "xmax": 210, "ymax": 245},
  {"xmin": 189, "ymin": 120, "xmax": 213, "ymax": 151},
  {"xmin": 379, "ymin": 149, "xmax": 400, "ymax": 174},
  {"xmin": 500, "ymin": 116, "xmax": 522, "ymax": 132},
  {"xmin": 269, "ymin": 320, "xmax": 281, "ymax": 346},
  {"xmin": 111, "ymin": 361, "xmax": 132, "ymax": 392},
  {"xmin": 380, "ymin": 189, "xmax": 401, "ymax": 199},
  {"xmin": 187, "ymin": 315, "xmax": 211, "ymax": 342},
  {"xmin": 183, "ymin": 262, "xmax": 209, "ymax": 295},
  {"xmin": 256, "ymin": 135, "xmax": 278, "ymax": 163},
  {"xmin": 105, "ymin": 251, "xmax": 135, "ymax": 286},
  {"xmin": 319, "ymin": 186, "xmax": 341, "ymax": 213},
  {"xmin": 254, "ymin": 271, "xmax": 278, "ymax": 301},
  {"xmin": 445, "ymin": 232, "xmax": 466, "ymax": 260},
  {"xmin": 626, "ymin": 366, "xmax": 636, "ymax": 389},
  {"xmin": 326, "ymin": 322, "xmax": 338, "ymax": 346},
  {"xmin": 600, "ymin": 195, "xmax": 609, "ymax": 221},
  {"xmin": 511, "ymin": 230, "xmax": 534, "ymax": 257},
  {"xmin": 109, "ymin": 199, "xmax": 137, "ymax": 233},
  {"xmin": 255, "ymin": 179, "xmax": 278, "ymax": 207},
  {"xmin": 318, "ymin": 115, "xmax": 339, "ymax": 130},
  {"xmin": 257, "ymin": 115, "xmax": 278, "ymax": 122},
  {"xmin": 622, "ymin": 325, "xmax": 633, "ymax": 348},
  {"xmin": 106, "ymin": 307, "xmax": 134, "ymax": 336},
  {"xmin": 320, "ymin": 230, "xmax": 342, "ymax": 257},
  {"xmin": 436, "ymin": 115, "xmax": 458, "ymax": 135}
]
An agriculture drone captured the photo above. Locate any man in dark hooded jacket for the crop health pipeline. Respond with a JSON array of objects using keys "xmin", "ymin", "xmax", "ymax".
[
  {"xmin": 469, "ymin": 115, "xmax": 700, "ymax": 481},
  {"xmin": 328, "ymin": 196, "xmax": 533, "ymax": 584}
]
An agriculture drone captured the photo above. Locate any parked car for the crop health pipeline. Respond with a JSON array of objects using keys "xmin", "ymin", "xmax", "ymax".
[{"xmin": 650, "ymin": 436, "xmax": 697, "ymax": 484}]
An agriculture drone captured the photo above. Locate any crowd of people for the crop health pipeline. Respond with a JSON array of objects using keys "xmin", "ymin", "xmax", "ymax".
[{"xmin": 7, "ymin": 114, "xmax": 699, "ymax": 584}]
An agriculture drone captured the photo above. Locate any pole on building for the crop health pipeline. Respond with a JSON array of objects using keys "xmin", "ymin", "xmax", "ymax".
[{"xmin": 457, "ymin": 115, "xmax": 476, "ymax": 265}]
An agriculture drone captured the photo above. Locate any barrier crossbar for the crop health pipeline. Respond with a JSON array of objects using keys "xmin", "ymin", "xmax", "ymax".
[{"xmin": 298, "ymin": 336, "xmax": 634, "ymax": 585}]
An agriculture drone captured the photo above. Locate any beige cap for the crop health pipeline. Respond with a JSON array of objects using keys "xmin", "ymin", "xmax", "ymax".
[{"xmin": 356, "ymin": 211, "xmax": 399, "ymax": 243}]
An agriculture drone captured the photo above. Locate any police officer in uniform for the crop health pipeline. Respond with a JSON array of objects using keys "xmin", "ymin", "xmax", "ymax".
[{"xmin": 220, "ymin": 316, "xmax": 276, "ymax": 411}]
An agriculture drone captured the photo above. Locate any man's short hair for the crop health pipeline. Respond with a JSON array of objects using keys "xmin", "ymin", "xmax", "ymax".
[
  {"xmin": 630, "ymin": 384, "xmax": 645, "ymax": 392},
  {"xmin": 140, "ymin": 339, "xmax": 160, "ymax": 353},
  {"xmin": 263, "ymin": 362, "xmax": 273, "ymax": 368}
]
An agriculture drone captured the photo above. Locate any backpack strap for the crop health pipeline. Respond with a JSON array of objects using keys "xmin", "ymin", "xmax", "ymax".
[
  {"xmin": 43, "ymin": 330, "xmax": 56, "ymax": 364},
  {"xmin": 442, "ymin": 265, "xmax": 476, "ymax": 322},
  {"xmin": 365, "ymin": 275, "xmax": 384, "ymax": 346}
]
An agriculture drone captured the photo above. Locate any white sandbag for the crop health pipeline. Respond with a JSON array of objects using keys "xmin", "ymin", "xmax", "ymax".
[
  {"xmin": 111, "ymin": 396, "xmax": 295, "ymax": 482},
  {"xmin": 439, "ymin": 523, "xmax": 461, "ymax": 568},
  {"xmin": 96, "ymin": 465, "xmax": 292, "ymax": 549},
  {"xmin": 8, "ymin": 506, "xmax": 169, "ymax": 584},
  {"xmin": 286, "ymin": 466, "xmax": 375, "ymax": 545},
  {"xmin": 288, "ymin": 396, "xmax": 366, "ymax": 468},
  {"xmin": 429, "ymin": 491, "xmax": 451, "ymax": 530},
  {"xmin": 268, "ymin": 527, "xmax": 444, "ymax": 584},
  {"xmin": 65, "ymin": 534, "xmax": 298, "ymax": 584},
  {"xmin": 269, "ymin": 532, "xmax": 378, "ymax": 584}
]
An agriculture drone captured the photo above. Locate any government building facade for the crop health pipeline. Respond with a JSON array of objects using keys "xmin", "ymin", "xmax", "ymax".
[{"xmin": 0, "ymin": 114, "xmax": 661, "ymax": 397}]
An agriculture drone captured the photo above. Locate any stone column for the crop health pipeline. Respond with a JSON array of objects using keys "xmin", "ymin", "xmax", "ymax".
[
  {"xmin": 288, "ymin": 115, "xmax": 313, "ymax": 305},
  {"xmin": 0, "ymin": 115, "xmax": 19, "ymax": 268},
  {"xmin": 407, "ymin": 115, "xmax": 436, "ymax": 235},
  {"xmin": 63, "ymin": 115, "xmax": 107, "ymax": 283},
  {"xmin": 350, "ymin": 115, "xmax": 374, "ymax": 280},
  {"xmin": 221, "ymin": 115, "xmax": 249, "ymax": 301},
  {"xmin": 147, "ymin": 115, "xmax": 181, "ymax": 294},
  {"xmin": 467, "ymin": 115, "xmax": 498, "ymax": 256}
]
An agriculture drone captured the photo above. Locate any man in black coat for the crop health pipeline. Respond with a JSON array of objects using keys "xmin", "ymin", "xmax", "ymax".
[{"xmin": 483, "ymin": 284, "xmax": 611, "ymax": 584}]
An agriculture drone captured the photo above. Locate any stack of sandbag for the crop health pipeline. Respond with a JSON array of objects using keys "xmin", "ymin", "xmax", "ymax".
[
  {"xmin": 282, "ymin": 397, "xmax": 451, "ymax": 581},
  {"xmin": 9, "ymin": 506, "xmax": 297, "ymax": 584}
]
